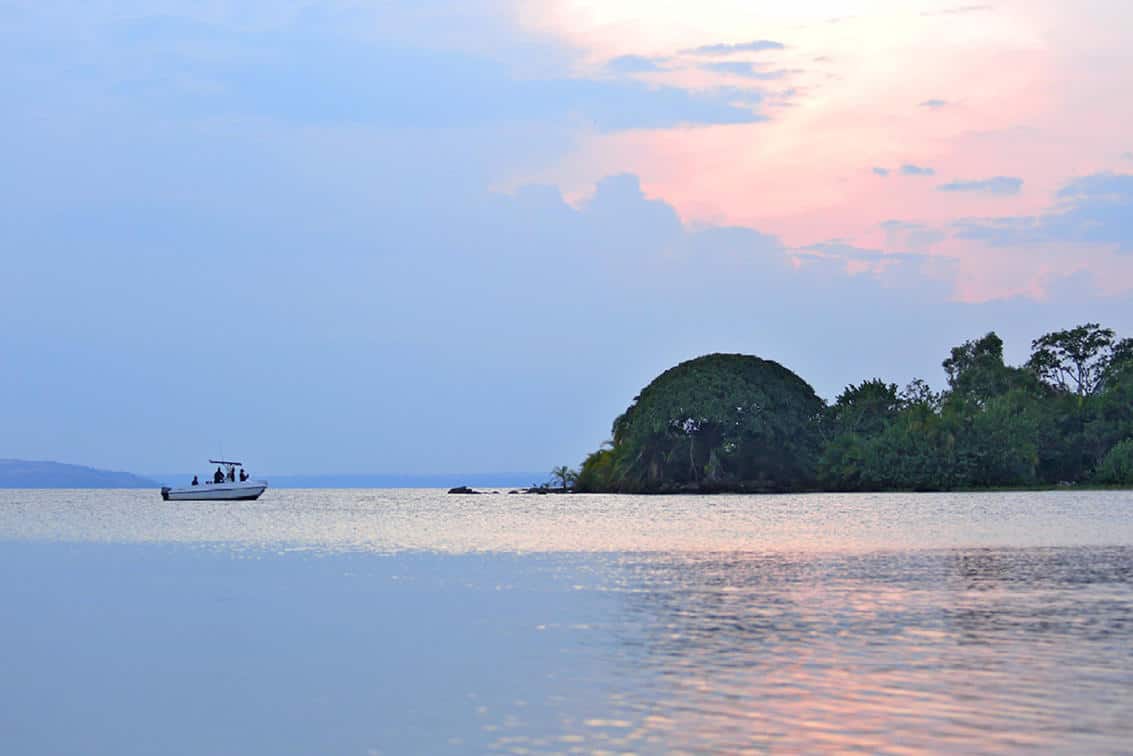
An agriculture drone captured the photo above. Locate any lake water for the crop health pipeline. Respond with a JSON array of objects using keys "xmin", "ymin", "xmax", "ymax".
[{"xmin": 2, "ymin": 489, "xmax": 1132, "ymax": 753}]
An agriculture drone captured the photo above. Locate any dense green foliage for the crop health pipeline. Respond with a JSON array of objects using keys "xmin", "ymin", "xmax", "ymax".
[
  {"xmin": 577, "ymin": 324, "xmax": 1133, "ymax": 493},
  {"xmin": 576, "ymin": 354, "xmax": 824, "ymax": 492},
  {"xmin": 1093, "ymin": 439, "xmax": 1133, "ymax": 485}
]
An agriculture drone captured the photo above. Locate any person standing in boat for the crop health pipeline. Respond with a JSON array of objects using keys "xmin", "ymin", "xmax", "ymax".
[
  {"xmin": 214, "ymin": 466, "xmax": 224, "ymax": 484},
  {"xmin": 227, "ymin": 466, "xmax": 236, "ymax": 482}
]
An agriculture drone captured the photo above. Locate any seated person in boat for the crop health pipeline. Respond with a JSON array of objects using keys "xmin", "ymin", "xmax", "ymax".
[
  {"xmin": 239, "ymin": 469, "xmax": 249, "ymax": 482},
  {"xmin": 191, "ymin": 475, "xmax": 199, "ymax": 486}
]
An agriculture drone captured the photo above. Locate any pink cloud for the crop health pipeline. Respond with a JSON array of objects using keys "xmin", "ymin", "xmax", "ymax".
[{"xmin": 513, "ymin": 1, "xmax": 1133, "ymax": 302}]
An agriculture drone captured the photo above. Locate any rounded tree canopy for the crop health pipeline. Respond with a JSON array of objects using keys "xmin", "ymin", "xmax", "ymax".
[{"xmin": 603, "ymin": 353, "xmax": 824, "ymax": 492}]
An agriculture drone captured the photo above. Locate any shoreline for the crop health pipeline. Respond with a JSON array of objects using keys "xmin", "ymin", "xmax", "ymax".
[{"xmin": 451, "ymin": 483, "xmax": 1133, "ymax": 495}]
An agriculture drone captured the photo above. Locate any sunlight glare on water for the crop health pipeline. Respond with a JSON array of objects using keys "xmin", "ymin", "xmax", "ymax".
[{"xmin": 2, "ymin": 488, "xmax": 1132, "ymax": 552}]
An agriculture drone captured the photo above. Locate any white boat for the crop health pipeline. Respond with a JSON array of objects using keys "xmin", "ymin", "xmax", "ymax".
[{"xmin": 161, "ymin": 460, "xmax": 268, "ymax": 501}]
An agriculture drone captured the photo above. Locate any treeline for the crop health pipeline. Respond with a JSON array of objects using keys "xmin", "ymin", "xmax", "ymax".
[
  {"xmin": 575, "ymin": 324, "xmax": 1133, "ymax": 493},
  {"xmin": 817, "ymin": 325, "xmax": 1133, "ymax": 490}
]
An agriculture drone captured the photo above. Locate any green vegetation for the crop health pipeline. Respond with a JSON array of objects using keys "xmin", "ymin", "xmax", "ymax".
[
  {"xmin": 1093, "ymin": 439, "xmax": 1133, "ymax": 485},
  {"xmin": 576, "ymin": 324, "xmax": 1133, "ymax": 493},
  {"xmin": 549, "ymin": 465, "xmax": 578, "ymax": 490},
  {"xmin": 576, "ymin": 353, "xmax": 824, "ymax": 492}
]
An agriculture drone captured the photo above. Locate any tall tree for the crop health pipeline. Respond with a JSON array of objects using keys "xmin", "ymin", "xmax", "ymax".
[
  {"xmin": 827, "ymin": 379, "xmax": 902, "ymax": 437},
  {"xmin": 941, "ymin": 332, "xmax": 1028, "ymax": 405},
  {"xmin": 1026, "ymin": 323, "xmax": 1116, "ymax": 396},
  {"xmin": 549, "ymin": 465, "xmax": 577, "ymax": 490},
  {"xmin": 900, "ymin": 378, "xmax": 941, "ymax": 411},
  {"xmin": 598, "ymin": 353, "xmax": 824, "ymax": 492},
  {"xmin": 1101, "ymin": 337, "xmax": 1133, "ymax": 389}
]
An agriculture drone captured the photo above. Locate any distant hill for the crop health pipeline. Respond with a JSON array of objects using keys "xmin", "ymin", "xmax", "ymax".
[{"xmin": 0, "ymin": 459, "xmax": 158, "ymax": 488}]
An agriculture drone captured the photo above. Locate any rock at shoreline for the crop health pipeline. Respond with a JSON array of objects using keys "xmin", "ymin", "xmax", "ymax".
[{"xmin": 452, "ymin": 485, "xmax": 574, "ymax": 495}]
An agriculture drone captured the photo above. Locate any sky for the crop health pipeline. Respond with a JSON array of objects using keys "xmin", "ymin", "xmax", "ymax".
[{"xmin": 3, "ymin": 0, "xmax": 1133, "ymax": 475}]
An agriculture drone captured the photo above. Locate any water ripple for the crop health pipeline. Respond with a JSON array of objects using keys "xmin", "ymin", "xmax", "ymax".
[
  {"xmin": 2, "ymin": 488, "xmax": 1132, "ymax": 553},
  {"xmin": 2, "ymin": 490, "xmax": 1132, "ymax": 752}
]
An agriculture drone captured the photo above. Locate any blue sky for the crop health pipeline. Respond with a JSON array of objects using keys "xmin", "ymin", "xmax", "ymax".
[{"xmin": 3, "ymin": 1, "xmax": 1133, "ymax": 474}]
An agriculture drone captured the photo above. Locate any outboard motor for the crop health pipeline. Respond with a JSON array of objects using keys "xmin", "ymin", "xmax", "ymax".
[{"xmin": 160, "ymin": 487, "xmax": 171, "ymax": 501}]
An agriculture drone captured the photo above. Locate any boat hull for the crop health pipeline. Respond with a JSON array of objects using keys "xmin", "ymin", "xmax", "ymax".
[{"xmin": 161, "ymin": 482, "xmax": 267, "ymax": 501}]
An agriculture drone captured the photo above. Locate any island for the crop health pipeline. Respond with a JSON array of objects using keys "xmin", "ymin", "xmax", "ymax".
[
  {"xmin": 574, "ymin": 323, "xmax": 1133, "ymax": 493},
  {"xmin": 0, "ymin": 459, "xmax": 158, "ymax": 488}
]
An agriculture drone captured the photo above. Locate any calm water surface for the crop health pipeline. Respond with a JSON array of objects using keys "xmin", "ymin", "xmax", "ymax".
[{"xmin": 2, "ymin": 489, "xmax": 1131, "ymax": 753}]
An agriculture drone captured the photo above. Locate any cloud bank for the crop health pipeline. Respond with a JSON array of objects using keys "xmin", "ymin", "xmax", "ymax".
[
  {"xmin": 956, "ymin": 173, "xmax": 1133, "ymax": 252},
  {"xmin": 901, "ymin": 164, "xmax": 936, "ymax": 176},
  {"xmin": 939, "ymin": 177, "xmax": 1023, "ymax": 195},
  {"xmin": 685, "ymin": 40, "xmax": 785, "ymax": 55},
  {"xmin": 700, "ymin": 61, "xmax": 788, "ymax": 80}
]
